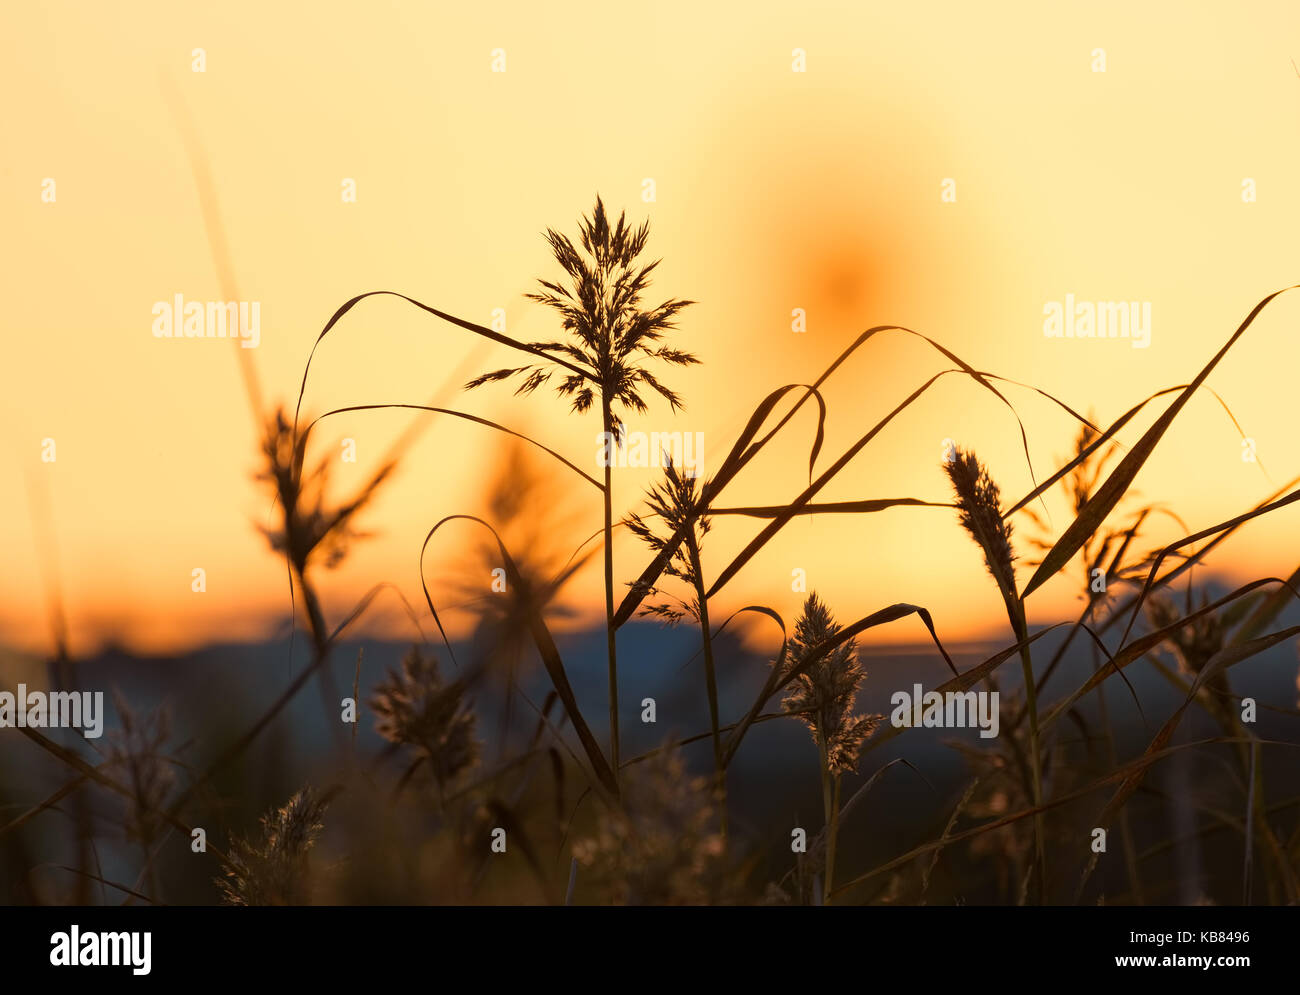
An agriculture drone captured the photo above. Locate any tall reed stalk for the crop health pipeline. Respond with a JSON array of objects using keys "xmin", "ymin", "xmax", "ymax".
[
  {"xmin": 945, "ymin": 447, "xmax": 1047, "ymax": 896},
  {"xmin": 783, "ymin": 593, "xmax": 877, "ymax": 905},
  {"xmin": 467, "ymin": 197, "xmax": 697, "ymax": 776},
  {"xmin": 626, "ymin": 461, "xmax": 724, "ymax": 832}
]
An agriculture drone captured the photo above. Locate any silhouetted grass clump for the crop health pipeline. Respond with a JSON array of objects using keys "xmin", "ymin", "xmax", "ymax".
[{"xmin": 9, "ymin": 196, "xmax": 1300, "ymax": 909}]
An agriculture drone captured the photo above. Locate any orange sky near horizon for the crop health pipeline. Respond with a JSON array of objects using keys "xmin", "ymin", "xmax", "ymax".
[{"xmin": 4, "ymin": 1, "xmax": 1300, "ymax": 659}]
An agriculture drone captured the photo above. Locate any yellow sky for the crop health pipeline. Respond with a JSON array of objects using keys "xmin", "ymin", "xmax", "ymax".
[{"xmin": 4, "ymin": 1, "xmax": 1300, "ymax": 656}]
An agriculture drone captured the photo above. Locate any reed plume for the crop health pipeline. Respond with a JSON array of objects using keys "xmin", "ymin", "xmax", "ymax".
[
  {"xmin": 945, "ymin": 449, "xmax": 1018, "ymax": 602},
  {"xmin": 104, "ymin": 694, "xmax": 176, "ymax": 901},
  {"xmin": 217, "ymin": 788, "xmax": 329, "ymax": 906},
  {"xmin": 571, "ymin": 745, "xmax": 728, "ymax": 905},
  {"xmin": 783, "ymin": 592, "xmax": 878, "ymax": 776},
  {"xmin": 944, "ymin": 446, "xmax": 1046, "ymax": 897},
  {"xmin": 624, "ymin": 459, "xmax": 729, "ymax": 829},
  {"xmin": 370, "ymin": 647, "xmax": 480, "ymax": 798},
  {"xmin": 781, "ymin": 592, "xmax": 880, "ymax": 903}
]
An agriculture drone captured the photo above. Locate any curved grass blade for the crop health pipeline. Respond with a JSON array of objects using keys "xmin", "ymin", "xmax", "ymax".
[
  {"xmin": 304, "ymin": 403, "xmax": 602, "ymax": 490},
  {"xmin": 861, "ymin": 624, "xmax": 1067, "ymax": 757},
  {"xmin": 293, "ymin": 290, "xmax": 592, "ymax": 436},
  {"xmin": 419, "ymin": 514, "xmax": 618, "ymax": 797},
  {"xmin": 723, "ymin": 602, "xmax": 957, "ymax": 768},
  {"xmin": 806, "ymin": 327, "xmax": 1044, "ymax": 488}
]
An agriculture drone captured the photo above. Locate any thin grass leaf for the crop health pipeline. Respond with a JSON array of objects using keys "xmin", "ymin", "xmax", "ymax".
[
  {"xmin": 1022, "ymin": 286, "xmax": 1300, "ymax": 599},
  {"xmin": 723, "ymin": 602, "xmax": 956, "ymax": 767},
  {"xmin": 419, "ymin": 514, "xmax": 619, "ymax": 798},
  {"xmin": 832, "ymin": 734, "xmax": 1300, "ymax": 898},
  {"xmin": 52, "ymin": 865, "xmax": 158, "ymax": 905},
  {"xmin": 1232, "ymin": 564, "xmax": 1300, "ymax": 644},
  {"xmin": 19, "ymin": 727, "xmax": 230, "ymax": 865},
  {"xmin": 921, "ymin": 777, "xmax": 980, "ymax": 902},
  {"xmin": 861, "ymin": 624, "xmax": 1067, "ymax": 758},
  {"xmin": 304, "ymin": 404, "xmax": 602, "ymax": 490},
  {"xmin": 1114, "ymin": 487, "xmax": 1300, "ymax": 647},
  {"xmin": 1074, "ymin": 626, "xmax": 1300, "ymax": 898},
  {"xmin": 0, "ymin": 776, "xmax": 88, "ymax": 839},
  {"xmin": 707, "ymin": 371, "xmax": 953, "ymax": 597},
  {"xmin": 1042, "ymin": 578, "xmax": 1290, "ymax": 730},
  {"xmin": 709, "ymin": 497, "xmax": 952, "ymax": 517},
  {"xmin": 1093, "ymin": 474, "xmax": 1300, "ymax": 638}
]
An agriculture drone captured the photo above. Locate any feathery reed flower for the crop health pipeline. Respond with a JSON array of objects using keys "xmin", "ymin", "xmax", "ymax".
[
  {"xmin": 464, "ymin": 196, "xmax": 698, "ymax": 424},
  {"xmin": 463, "ymin": 442, "xmax": 585, "ymax": 690},
  {"xmin": 103, "ymin": 694, "xmax": 175, "ymax": 849},
  {"xmin": 465, "ymin": 196, "xmax": 698, "ymax": 774},
  {"xmin": 1146, "ymin": 591, "xmax": 1225, "ymax": 676},
  {"xmin": 624, "ymin": 458, "xmax": 710, "ymax": 625},
  {"xmin": 257, "ymin": 407, "xmax": 392, "ymax": 575},
  {"xmin": 370, "ymin": 647, "xmax": 479, "ymax": 791},
  {"xmin": 782, "ymin": 592, "xmax": 879, "ymax": 776},
  {"xmin": 571, "ymin": 745, "xmax": 729, "ymax": 905},
  {"xmin": 944, "ymin": 447, "xmax": 1017, "ymax": 602},
  {"xmin": 777, "ymin": 592, "xmax": 880, "ymax": 904},
  {"xmin": 1065, "ymin": 421, "xmax": 1113, "ymax": 516},
  {"xmin": 218, "ymin": 788, "xmax": 329, "ymax": 906},
  {"xmin": 626, "ymin": 458, "xmax": 729, "ymax": 829}
]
